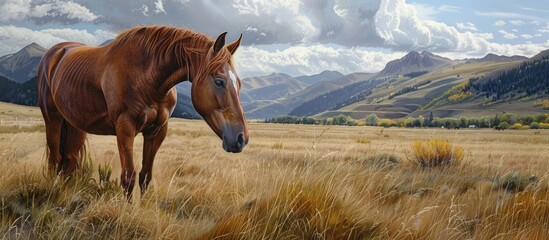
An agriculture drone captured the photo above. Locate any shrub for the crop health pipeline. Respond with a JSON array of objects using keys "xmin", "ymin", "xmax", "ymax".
[
  {"xmin": 496, "ymin": 172, "xmax": 537, "ymax": 192},
  {"xmin": 409, "ymin": 139, "xmax": 464, "ymax": 168},
  {"xmin": 530, "ymin": 122, "xmax": 540, "ymax": 129},
  {"xmin": 509, "ymin": 123, "xmax": 529, "ymax": 130},
  {"xmin": 362, "ymin": 153, "xmax": 400, "ymax": 170},
  {"xmin": 378, "ymin": 119, "xmax": 397, "ymax": 128},
  {"xmin": 498, "ymin": 122, "xmax": 509, "ymax": 129}
]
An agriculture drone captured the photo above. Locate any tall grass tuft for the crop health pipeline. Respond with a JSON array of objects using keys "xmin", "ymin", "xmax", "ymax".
[
  {"xmin": 205, "ymin": 180, "xmax": 378, "ymax": 239},
  {"xmin": 409, "ymin": 138, "xmax": 464, "ymax": 168}
]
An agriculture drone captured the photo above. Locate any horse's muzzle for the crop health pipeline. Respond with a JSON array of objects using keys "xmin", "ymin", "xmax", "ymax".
[{"xmin": 222, "ymin": 132, "xmax": 246, "ymax": 153}]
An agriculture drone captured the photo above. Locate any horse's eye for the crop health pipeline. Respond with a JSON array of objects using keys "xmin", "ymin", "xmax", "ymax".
[{"xmin": 214, "ymin": 78, "xmax": 226, "ymax": 88}]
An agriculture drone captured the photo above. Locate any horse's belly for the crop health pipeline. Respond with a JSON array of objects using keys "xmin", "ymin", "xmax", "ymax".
[{"xmin": 54, "ymin": 89, "xmax": 115, "ymax": 135}]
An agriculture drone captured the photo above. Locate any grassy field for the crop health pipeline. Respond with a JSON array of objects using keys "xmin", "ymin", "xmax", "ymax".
[{"xmin": 1, "ymin": 103, "xmax": 549, "ymax": 239}]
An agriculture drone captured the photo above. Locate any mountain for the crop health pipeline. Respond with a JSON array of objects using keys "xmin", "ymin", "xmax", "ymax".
[
  {"xmin": 464, "ymin": 53, "xmax": 528, "ymax": 63},
  {"xmin": 313, "ymin": 49, "xmax": 549, "ymax": 120},
  {"xmin": 530, "ymin": 49, "xmax": 549, "ymax": 61},
  {"xmin": 0, "ymin": 76, "xmax": 19, "ymax": 97},
  {"xmin": 240, "ymin": 73, "xmax": 309, "ymax": 102},
  {"xmin": 289, "ymin": 75, "xmax": 381, "ymax": 117},
  {"xmin": 241, "ymin": 72, "xmax": 296, "ymax": 90},
  {"xmin": 99, "ymin": 39, "xmax": 114, "ymax": 46},
  {"xmin": 295, "ymin": 70, "xmax": 344, "ymax": 85},
  {"xmin": 471, "ymin": 54, "xmax": 549, "ymax": 101},
  {"xmin": 173, "ymin": 92, "xmax": 200, "ymax": 119},
  {"xmin": 0, "ymin": 43, "xmax": 46, "ymax": 83},
  {"xmin": 378, "ymin": 51, "xmax": 453, "ymax": 77},
  {"xmin": 244, "ymin": 72, "xmax": 374, "ymax": 119}
]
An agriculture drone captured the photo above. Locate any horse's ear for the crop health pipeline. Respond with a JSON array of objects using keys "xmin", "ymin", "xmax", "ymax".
[
  {"xmin": 227, "ymin": 34, "xmax": 242, "ymax": 55},
  {"xmin": 213, "ymin": 32, "xmax": 227, "ymax": 54}
]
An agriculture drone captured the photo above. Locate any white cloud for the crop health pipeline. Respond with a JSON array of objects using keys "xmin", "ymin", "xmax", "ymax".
[
  {"xmin": 498, "ymin": 30, "xmax": 518, "ymax": 39},
  {"xmin": 29, "ymin": 3, "xmax": 53, "ymax": 18},
  {"xmin": 521, "ymin": 7, "xmax": 549, "ymax": 14},
  {"xmin": 521, "ymin": 34, "xmax": 533, "ymax": 39},
  {"xmin": 409, "ymin": 3, "xmax": 438, "ymax": 20},
  {"xmin": 476, "ymin": 11, "xmax": 543, "ymax": 22},
  {"xmin": 438, "ymin": 5, "xmax": 461, "ymax": 12},
  {"xmin": 153, "ymin": 0, "xmax": 166, "ymax": 14},
  {"xmin": 438, "ymin": 41, "xmax": 549, "ymax": 60},
  {"xmin": 53, "ymin": 0, "xmax": 98, "ymax": 22},
  {"xmin": 137, "ymin": 4, "xmax": 149, "ymax": 17},
  {"xmin": 0, "ymin": 0, "xmax": 31, "ymax": 21},
  {"xmin": 539, "ymin": 24, "xmax": 549, "ymax": 33},
  {"xmin": 233, "ymin": 44, "xmax": 405, "ymax": 77},
  {"xmin": 474, "ymin": 32, "xmax": 493, "ymax": 40},
  {"xmin": 509, "ymin": 20, "xmax": 526, "ymax": 26},
  {"xmin": 456, "ymin": 22, "xmax": 478, "ymax": 32},
  {"xmin": 494, "ymin": 20, "xmax": 506, "ymax": 27},
  {"xmin": 375, "ymin": 0, "xmax": 497, "ymax": 53},
  {"xmin": 0, "ymin": 25, "xmax": 115, "ymax": 55},
  {"xmin": 0, "ymin": 0, "xmax": 98, "ymax": 23}
]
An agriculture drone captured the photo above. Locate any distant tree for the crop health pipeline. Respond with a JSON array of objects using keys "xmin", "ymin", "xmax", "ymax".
[
  {"xmin": 365, "ymin": 114, "xmax": 379, "ymax": 126},
  {"xmin": 459, "ymin": 117, "xmax": 468, "ymax": 128},
  {"xmin": 427, "ymin": 112, "xmax": 434, "ymax": 127},
  {"xmin": 412, "ymin": 118, "xmax": 422, "ymax": 128}
]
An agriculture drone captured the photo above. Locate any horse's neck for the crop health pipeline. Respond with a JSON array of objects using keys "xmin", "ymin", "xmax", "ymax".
[
  {"xmin": 141, "ymin": 41, "xmax": 207, "ymax": 96},
  {"xmin": 158, "ymin": 65, "xmax": 189, "ymax": 94}
]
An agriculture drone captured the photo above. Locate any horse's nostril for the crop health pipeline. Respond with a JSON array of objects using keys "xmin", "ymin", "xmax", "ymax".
[{"xmin": 237, "ymin": 133, "xmax": 245, "ymax": 147}]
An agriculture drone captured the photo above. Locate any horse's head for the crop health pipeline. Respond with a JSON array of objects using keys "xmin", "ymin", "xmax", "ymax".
[{"xmin": 191, "ymin": 32, "xmax": 249, "ymax": 153}]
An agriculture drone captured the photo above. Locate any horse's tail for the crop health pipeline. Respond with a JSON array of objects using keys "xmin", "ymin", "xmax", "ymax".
[{"xmin": 59, "ymin": 119, "xmax": 87, "ymax": 174}]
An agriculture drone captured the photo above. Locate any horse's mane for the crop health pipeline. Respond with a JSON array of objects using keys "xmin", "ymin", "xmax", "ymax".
[{"xmin": 109, "ymin": 25, "xmax": 233, "ymax": 82}]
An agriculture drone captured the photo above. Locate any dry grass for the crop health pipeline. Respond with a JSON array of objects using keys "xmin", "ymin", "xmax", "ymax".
[
  {"xmin": 1, "ymin": 111, "xmax": 549, "ymax": 239},
  {"xmin": 409, "ymin": 139, "xmax": 464, "ymax": 168}
]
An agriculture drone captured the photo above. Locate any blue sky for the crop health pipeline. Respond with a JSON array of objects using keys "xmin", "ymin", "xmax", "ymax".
[
  {"xmin": 410, "ymin": 0, "xmax": 549, "ymax": 45},
  {"xmin": 1, "ymin": 0, "xmax": 548, "ymax": 77}
]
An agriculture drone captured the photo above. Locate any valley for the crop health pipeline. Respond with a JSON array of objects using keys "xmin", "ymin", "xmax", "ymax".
[{"xmin": 1, "ymin": 44, "xmax": 548, "ymax": 122}]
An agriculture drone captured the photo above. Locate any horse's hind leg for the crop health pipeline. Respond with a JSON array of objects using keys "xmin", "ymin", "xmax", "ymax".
[
  {"xmin": 59, "ymin": 121, "xmax": 87, "ymax": 175},
  {"xmin": 43, "ymin": 111, "xmax": 63, "ymax": 172}
]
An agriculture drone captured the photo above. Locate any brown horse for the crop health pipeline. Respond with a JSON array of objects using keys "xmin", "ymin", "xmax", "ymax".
[{"xmin": 38, "ymin": 26, "xmax": 249, "ymax": 198}]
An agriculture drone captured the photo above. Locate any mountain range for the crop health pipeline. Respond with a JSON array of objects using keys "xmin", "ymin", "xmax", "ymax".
[
  {"xmin": 1, "ymin": 43, "xmax": 547, "ymax": 121},
  {"xmin": 0, "ymin": 43, "xmax": 46, "ymax": 83}
]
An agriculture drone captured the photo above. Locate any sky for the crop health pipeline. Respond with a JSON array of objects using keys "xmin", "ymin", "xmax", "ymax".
[{"xmin": 1, "ymin": 0, "xmax": 549, "ymax": 78}]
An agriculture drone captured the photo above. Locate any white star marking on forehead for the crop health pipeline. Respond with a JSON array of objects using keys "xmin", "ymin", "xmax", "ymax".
[{"xmin": 229, "ymin": 69, "xmax": 238, "ymax": 91}]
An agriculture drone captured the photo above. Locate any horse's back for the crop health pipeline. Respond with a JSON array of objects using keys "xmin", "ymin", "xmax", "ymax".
[
  {"xmin": 38, "ymin": 42, "xmax": 115, "ymax": 134},
  {"xmin": 38, "ymin": 42, "xmax": 86, "ymax": 117}
]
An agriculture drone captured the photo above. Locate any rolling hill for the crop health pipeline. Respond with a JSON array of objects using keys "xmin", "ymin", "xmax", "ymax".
[
  {"xmin": 463, "ymin": 53, "xmax": 528, "ymax": 63},
  {"xmin": 295, "ymin": 70, "xmax": 344, "ymax": 85},
  {"xmin": 314, "ymin": 50, "xmax": 548, "ymax": 120},
  {"xmin": 244, "ymin": 72, "xmax": 374, "ymax": 119}
]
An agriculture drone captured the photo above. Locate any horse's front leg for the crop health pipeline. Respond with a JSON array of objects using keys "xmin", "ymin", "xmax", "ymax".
[
  {"xmin": 115, "ymin": 114, "xmax": 137, "ymax": 200},
  {"xmin": 139, "ymin": 123, "xmax": 168, "ymax": 196}
]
